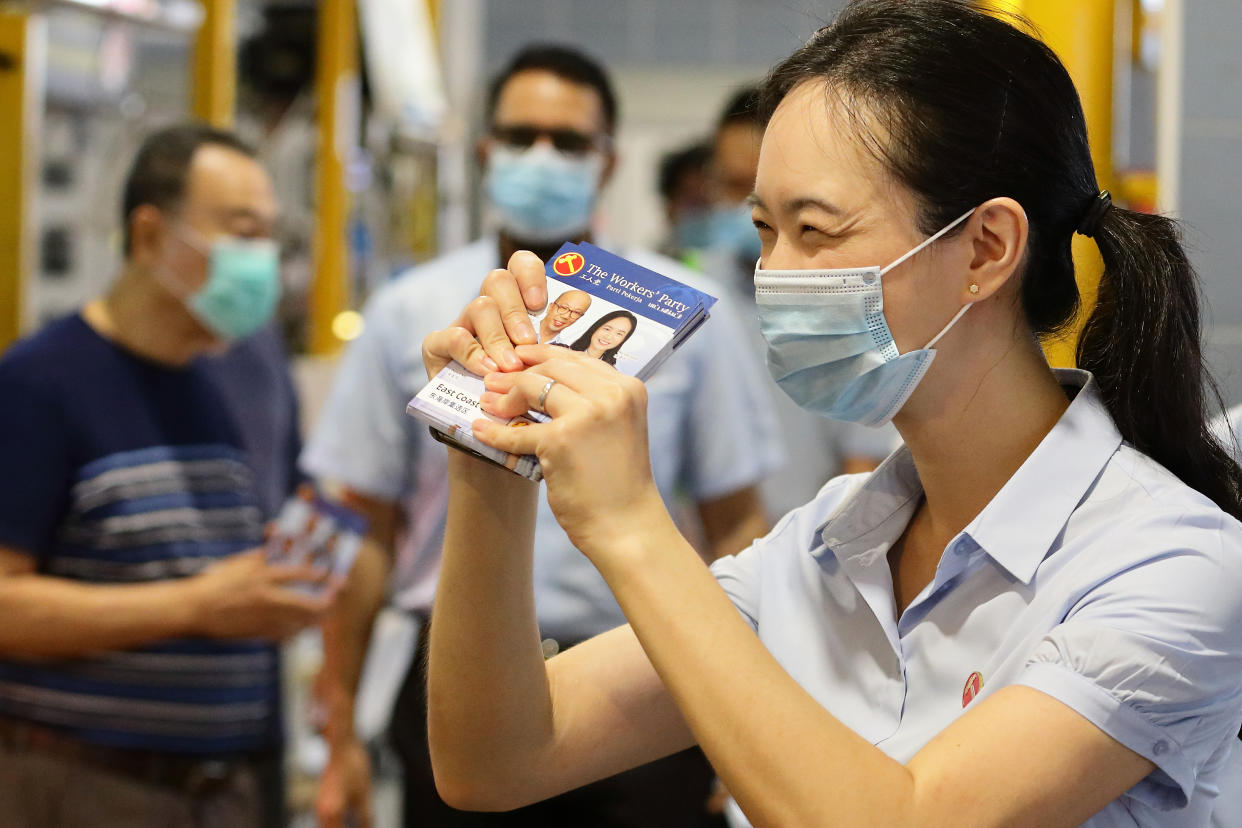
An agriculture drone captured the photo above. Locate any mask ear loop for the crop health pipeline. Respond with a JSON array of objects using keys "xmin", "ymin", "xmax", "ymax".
[
  {"xmin": 924, "ymin": 303, "xmax": 971, "ymax": 349},
  {"xmin": 878, "ymin": 208, "xmax": 976, "ymax": 276},
  {"xmin": 877, "ymin": 207, "xmax": 978, "ymax": 350}
]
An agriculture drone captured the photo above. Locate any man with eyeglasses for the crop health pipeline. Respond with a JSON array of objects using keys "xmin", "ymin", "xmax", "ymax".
[
  {"xmin": 538, "ymin": 289, "xmax": 592, "ymax": 344},
  {"xmin": 303, "ymin": 44, "xmax": 783, "ymax": 828}
]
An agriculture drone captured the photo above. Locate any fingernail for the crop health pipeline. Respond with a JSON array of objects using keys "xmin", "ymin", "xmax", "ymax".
[
  {"xmin": 525, "ymin": 285, "xmax": 546, "ymax": 309},
  {"xmin": 480, "ymin": 391, "xmax": 498, "ymax": 406},
  {"xmin": 481, "ymin": 355, "xmax": 499, "ymax": 372},
  {"xmin": 517, "ymin": 321, "xmax": 537, "ymax": 344},
  {"xmin": 503, "ymin": 350, "xmax": 523, "ymax": 370}
]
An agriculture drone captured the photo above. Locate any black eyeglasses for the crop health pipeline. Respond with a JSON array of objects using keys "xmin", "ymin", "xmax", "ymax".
[{"xmin": 491, "ymin": 125, "xmax": 605, "ymax": 157}]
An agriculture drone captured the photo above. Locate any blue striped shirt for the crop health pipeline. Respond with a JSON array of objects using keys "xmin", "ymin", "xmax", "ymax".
[{"xmin": 0, "ymin": 315, "xmax": 293, "ymax": 754}]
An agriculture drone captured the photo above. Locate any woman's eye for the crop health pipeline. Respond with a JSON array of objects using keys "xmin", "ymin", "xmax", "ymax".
[{"xmin": 753, "ymin": 219, "xmax": 773, "ymax": 233}]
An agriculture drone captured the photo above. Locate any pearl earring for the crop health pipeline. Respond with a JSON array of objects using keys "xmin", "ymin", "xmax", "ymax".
[{"xmin": 968, "ymin": 284, "xmax": 980, "ymax": 295}]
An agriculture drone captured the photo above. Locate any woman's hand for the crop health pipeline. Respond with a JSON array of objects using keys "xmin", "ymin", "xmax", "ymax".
[
  {"xmin": 470, "ymin": 347, "xmax": 667, "ymax": 557},
  {"xmin": 421, "ymin": 250, "xmax": 549, "ymax": 379}
]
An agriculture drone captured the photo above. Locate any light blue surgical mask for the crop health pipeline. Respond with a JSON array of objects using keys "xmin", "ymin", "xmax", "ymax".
[
  {"xmin": 754, "ymin": 208, "xmax": 974, "ymax": 427},
  {"xmin": 484, "ymin": 143, "xmax": 603, "ymax": 243},
  {"xmin": 676, "ymin": 203, "xmax": 763, "ymax": 262},
  {"xmin": 178, "ymin": 234, "xmax": 282, "ymax": 341}
]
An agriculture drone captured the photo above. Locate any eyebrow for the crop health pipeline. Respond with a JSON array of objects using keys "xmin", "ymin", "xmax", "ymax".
[{"xmin": 746, "ymin": 192, "xmax": 845, "ymax": 216}]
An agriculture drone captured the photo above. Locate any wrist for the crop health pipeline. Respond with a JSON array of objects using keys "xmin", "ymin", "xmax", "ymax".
[
  {"xmin": 176, "ymin": 575, "xmax": 214, "ymax": 637},
  {"xmin": 580, "ymin": 489, "xmax": 678, "ymax": 574},
  {"xmin": 319, "ymin": 686, "xmax": 359, "ymax": 746}
]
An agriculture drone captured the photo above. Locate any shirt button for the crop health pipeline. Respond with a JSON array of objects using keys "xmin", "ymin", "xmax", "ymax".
[
  {"xmin": 1152, "ymin": 741, "xmax": 1169, "ymax": 757},
  {"xmin": 541, "ymin": 638, "xmax": 560, "ymax": 659}
]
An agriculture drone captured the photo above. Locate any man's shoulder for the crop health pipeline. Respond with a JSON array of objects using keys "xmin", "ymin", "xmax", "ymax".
[{"xmin": 0, "ymin": 315, "xmax": 100, "ymax": 388}]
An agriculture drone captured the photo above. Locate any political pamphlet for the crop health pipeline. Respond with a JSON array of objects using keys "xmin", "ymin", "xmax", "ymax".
[
  {"xmin": 266, "ymin": 484, "xmax": 368, "ymax": 595},
  {"xmin": 406, "ymin": 241, "xmax": 717, "ymax": 481}
]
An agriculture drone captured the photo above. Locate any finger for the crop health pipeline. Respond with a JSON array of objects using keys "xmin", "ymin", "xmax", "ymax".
[
  {"xmin": 481, "ymin": 267, "xmax": 538, "ymax": 346},
  {"xmin": 266, "ymin": 561, "xmax": 336, "ymax": 585},
  {"xmin": 477, "ymin": 368, "xmax": 574, "ymax": 419},
  {"xmin": 316, "ymin": 781, "xmax": 345, "ymax": 828},
  {"xmin": 519, "ymin": 354, "xmax": 634, "ymax": 400},
  {"xmin": 464, "ymin": 295, "xmax": 525, "ymax": 371},
  {"xmin": 507, "ymin": 249, "xmax": 548, "ymax": 311},
  {"xmin": 423, "ymin": 326, "xmax": 500, "ymax": 376},
  {"xmin": 512, "ymin": 343, "xmax": 588, "ymax": 367},
  {"xmin": 265, "ymin": 587, "xmax": 335, "ymax": 619},
  {"xmin": 470, "ymin": 415, "xmax": 547, "ymax": 456}
]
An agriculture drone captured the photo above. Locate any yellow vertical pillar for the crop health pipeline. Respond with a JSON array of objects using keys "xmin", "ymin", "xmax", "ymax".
[
  {"xmin": 0, "ymin": 11, "xmax": 42, "ymax": 350},
  {"xmin": 192, "ymin": 0, "xmax": 237, "ymax": 128},
  {"xmin": 985, "ymin": 0, "xmax": 1116, "ymax": 367},
  {"xmin": 308, "ymin": 0, "xmax": 359, "ymax": 355}
]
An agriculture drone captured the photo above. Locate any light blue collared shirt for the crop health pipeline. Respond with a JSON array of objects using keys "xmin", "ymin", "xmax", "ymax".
[{"xmin": 713, "ymin": 369, "xmax": 1242, "ymax": 827}]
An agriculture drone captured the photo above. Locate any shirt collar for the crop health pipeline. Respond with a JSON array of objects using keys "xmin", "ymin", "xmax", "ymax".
[{"xmin": 814, "ymin": 369, "xmax": 1122, "ymax": 584}]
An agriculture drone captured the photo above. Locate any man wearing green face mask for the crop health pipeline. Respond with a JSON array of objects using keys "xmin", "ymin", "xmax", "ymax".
[{"xmin": 0, "ymin": 124, "xmax": 328, "ymax": 828}]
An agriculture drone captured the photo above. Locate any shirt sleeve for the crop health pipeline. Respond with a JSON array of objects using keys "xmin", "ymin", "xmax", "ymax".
[
  {"xmin": 679, "ymin": 290, "xmax": 785, "ymax": 501},
  {"xmin": 710, "ymin": 540, "xmax": 763, "ymax": 631},
  {"xmin": 299, "ymin": 294, "xmax": 419, "ymax": 501},
  {"xmin": 0, "ymin": 362, "xmax": 71, "ymax": 558},
  {"xmin": 1015, "ymin": 512, "xmax": 1242, "ymax": 812}
]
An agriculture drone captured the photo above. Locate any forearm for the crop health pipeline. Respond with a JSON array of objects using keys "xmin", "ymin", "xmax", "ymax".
[
  {"xmin": 597, "ymin": 502, "xmax": 917, "ymax": 828},
  {"xmin": 320, "ymin": 539, "xmax": 389, "ymax": 744},
  {"xmin": 0, "ymin": 574, "xmax": 202, "ymax": 659},
  {"xmin": 426, "ymin": 451, "xmax": 549, "ymax": 809}
]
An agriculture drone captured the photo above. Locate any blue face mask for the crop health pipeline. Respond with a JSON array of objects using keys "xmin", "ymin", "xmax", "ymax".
[
  {"xmin": 754, "ymin": 208, "xmax": 974, "ymax": 427},
  {"xmin": 180, "ymin": 235, "xmax": 281, "ymax": 341},
  {"xmin": 484, "ymin": 143, "xmax": 603, "ymax": 243},
  {"xmin": 676, "ymin": 203, "xmax": 763, "ymax": 262}
]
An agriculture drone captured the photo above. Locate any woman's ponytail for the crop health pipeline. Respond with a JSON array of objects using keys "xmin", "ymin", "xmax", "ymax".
[{"xmin": 1077, "ymin": 204, "xmax": 1242, "ymax": 519}]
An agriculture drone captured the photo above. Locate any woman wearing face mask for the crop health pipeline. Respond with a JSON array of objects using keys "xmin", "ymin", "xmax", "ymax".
[
  {"xmin": 559, "ymin": 310, "xmax": 636, "ymax": 366},
  {"xmin": 420, "ymin": 2, "xmax": 1242, "ymax": 826}
]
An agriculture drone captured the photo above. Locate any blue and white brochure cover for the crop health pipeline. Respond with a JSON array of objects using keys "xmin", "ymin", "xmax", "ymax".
[{"xmin": 407, "ymin": 242, "xmax": 716, "ymax": 480}]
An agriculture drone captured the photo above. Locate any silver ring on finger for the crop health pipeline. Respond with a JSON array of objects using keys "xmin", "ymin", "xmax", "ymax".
[{"xmin": 536, "ymin": 378, "xmax": 557, "ymax": 412}]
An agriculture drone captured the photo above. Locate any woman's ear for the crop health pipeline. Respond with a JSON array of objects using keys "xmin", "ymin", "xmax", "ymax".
[{"xmin": 962, "ymin": 197, "xmax": 1028, "ymax": 303}]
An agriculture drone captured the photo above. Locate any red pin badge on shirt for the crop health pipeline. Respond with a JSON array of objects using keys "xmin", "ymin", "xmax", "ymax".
[{"xmin": 962, "ymin": 671, "xmax": 984, "ymax": 707}]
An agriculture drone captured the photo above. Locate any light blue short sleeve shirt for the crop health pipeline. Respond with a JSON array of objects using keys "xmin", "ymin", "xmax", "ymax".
[
  {"xmin": 302, "ymin": 238, "xmax": 784, "ymax": 641},
  {"xmin": 712, "ymin": 370, "xmax": 1242, "ymax": 826}
]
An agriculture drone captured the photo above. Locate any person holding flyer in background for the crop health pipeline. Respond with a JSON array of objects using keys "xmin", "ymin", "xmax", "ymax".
[{"xmin": 0, "ymin": 124, "xmax": 331, "ymax": 828}]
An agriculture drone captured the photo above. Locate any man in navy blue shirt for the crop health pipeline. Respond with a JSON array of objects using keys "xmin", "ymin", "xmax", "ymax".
[{"xmin": 0, "ymin": 124, "xmax": 329, "ymax": 827}]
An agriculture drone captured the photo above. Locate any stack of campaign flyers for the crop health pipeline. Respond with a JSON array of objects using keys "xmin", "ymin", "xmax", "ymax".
[
  {"xmin": 406, "ymin": 241, "xmax": 717, "ymax": 481},
  {"xmin": 266, "ymin": 484, "xmax": 368, "ymax": 595}
]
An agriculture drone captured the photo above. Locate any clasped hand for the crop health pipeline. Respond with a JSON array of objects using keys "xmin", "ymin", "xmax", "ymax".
[{"xmin": 422, "ymin": 251, "xmax": 666, "ymax": 557}]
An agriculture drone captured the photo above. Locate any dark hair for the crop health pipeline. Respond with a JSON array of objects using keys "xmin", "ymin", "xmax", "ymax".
[
  {"xmin": 760, "ymin": 0, "xmax": 1242, "ymax": 519},
  {"xmin": 569, "ymin": 310, "xmax": 637, "ymax": 366},
  {"xmin": 717, "ymin": 83, "xmax": 763, "ymax": 132},
  {"xmin": 658, "ymin": 141, "xmax": 712, "ymax": 202},
  {"xmin": 121, "ymin": 123, "xmax": 256, "ymax": 255},
  {"xmin": 485, "ymin": 44, "xmax": 618, "ymax": 135}
]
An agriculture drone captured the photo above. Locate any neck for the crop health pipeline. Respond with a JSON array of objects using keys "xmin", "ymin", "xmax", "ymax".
[
  {"xmin": 82, "ymin": 264, "xmax": 221, "ymax": 367},
  {"xmin": 893, "ymin": 307, "xmax": 1070, "ymax": 547},
  {"xmin": 498, "ymin": 229, "xmax": 593, "ymax": 266}
]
